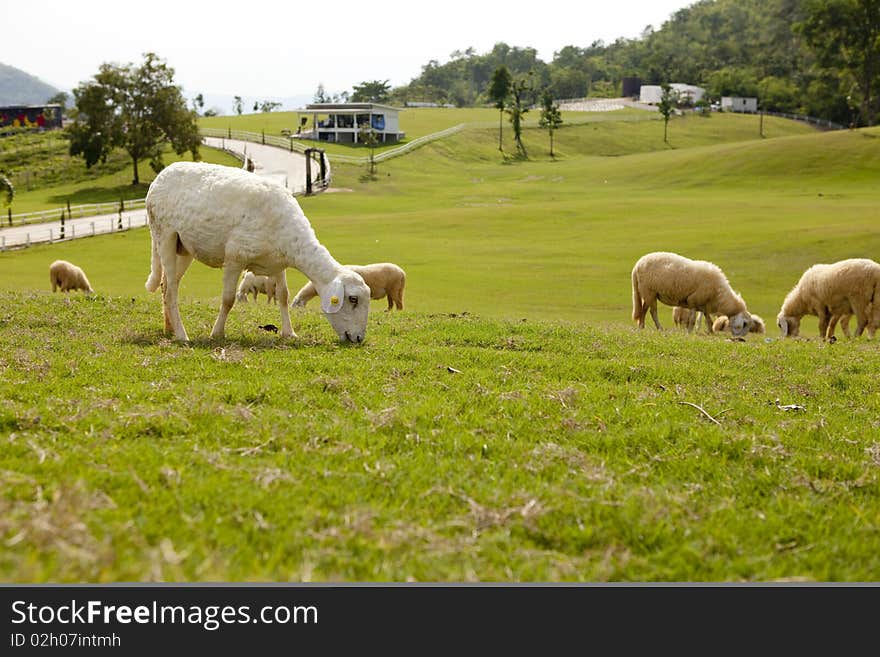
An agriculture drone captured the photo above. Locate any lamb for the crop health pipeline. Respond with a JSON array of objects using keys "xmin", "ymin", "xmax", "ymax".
[
  {"xmin": 291, "ymin": 262, "xmax": 406, "ymax": 311},
  {"xmin": 776, "ymin": 259, "xmax": 880, "ymax": 339},
  {"xmin": 49, "ymin": 259, "xmax": 93, "ymax": 294},
  {"xmin": 236, "ymin": 271, "xmax": 278, "ymax": 304},
  {"xmin": 672, "ymin": 306, "xmax": 699, "ymax": 332},
  {"xmin": 144, "ymin": 161, "xmax": 370, "ymax": 343},
  {"xmin": 712, "ymin": 313, "xmax": 766, "ymax": 334},
  {"xmin": 632, "ymin": 252, "xmax": 753, "ymax": 336}
]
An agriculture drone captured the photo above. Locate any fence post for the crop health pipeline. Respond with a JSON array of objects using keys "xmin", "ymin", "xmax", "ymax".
[
  {"xmin": 118, "ymin": 198, "xmax": 124, "ymax": 230},
  {"xmin": 49, "ymin": 228, "xmax": 53, "ymax": 243},
  {"xmin": 261, "ymin": 130, "xmax": 265, "ymax": 145},
  {"xmin": 1, "ymin": 236, "xmax": 5, "ymax": 250},
  {"xmin": 7, "ymin": 208, "xmax": 10, "ymax": 226},
  {"xmin": 304, "ymin": 148, "xmax": 313, "ymax": 195},
  {"xmin": 26, "ymin": 233, "xmax": 30, "ymax": 247},
  {"xmin": 127, "ymin": 217, "xmax": 131, "ymax": 229},
  {"xmin": 60, "ymin": 209, "xmax": 66, "ymax": 239},
  {"xmin": 228, "ymin": 127, "xmax": 231, "ymax": 139},
  {"xmin": 71, "ymin": 224, "xmax": 75, "ymax": 239}
]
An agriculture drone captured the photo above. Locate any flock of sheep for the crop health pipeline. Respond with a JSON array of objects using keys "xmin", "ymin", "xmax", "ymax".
[
  {"xmin": 632, "ymin": 251, "xmax": 880, "ymax": 341},
  {"xmin": 47, "ymin": 161, "xmax": 876, "ymax": 346},
  {"xmin": 49, "ymin": 162, "xmax": 406, "ymax": 344}
]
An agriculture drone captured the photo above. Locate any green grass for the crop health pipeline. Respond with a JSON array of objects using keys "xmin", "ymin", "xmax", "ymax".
[{"xmin": 1, "ymin": 111, "xmax": 879, "ymax": 582}]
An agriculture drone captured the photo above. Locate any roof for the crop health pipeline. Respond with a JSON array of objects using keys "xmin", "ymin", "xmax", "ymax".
[{"xmin": 303, "ymin": 103, "xmax": 403, "ymax": 113}]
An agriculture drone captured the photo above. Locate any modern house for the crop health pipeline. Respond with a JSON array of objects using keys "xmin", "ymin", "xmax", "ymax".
[
  {"xmin": 298, "ymin": 103, "xmax": 405, "ymax": 144},
  {"xmin": 721, "ymin": 96, "xmax": 758, "ymax": 113}
]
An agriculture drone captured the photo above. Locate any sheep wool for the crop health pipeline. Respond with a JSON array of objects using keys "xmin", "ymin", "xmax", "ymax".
[
  {"xmin": 292, "ymin": 262, "xmax": 406, "ymax": 311},
  {"xmin": 49, "ymin": 260, "xmax": 93, "ymax": 294},
  {"xmin": 777, "ymin": 258, "xmax": 880, "ymax": 339},
  {"xmin": 632, "ymin": 251, "xmax": 752, "ymax": 336},
  {"xmin": 144, "ymin": 162, "xmax": 371, "ymax": 343}
]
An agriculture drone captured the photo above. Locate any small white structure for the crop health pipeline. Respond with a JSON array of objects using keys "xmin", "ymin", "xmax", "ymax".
[
  {"xmin": 299, "ymin": 103, "xmax": 405, "ymax": 144},
  {"xmin": 639, "ymin": 83, "xmax": 706, "ymax": 106},
  {"xmin": 721, "ymin": 96, "xmax": 758, "ymax": 113}
]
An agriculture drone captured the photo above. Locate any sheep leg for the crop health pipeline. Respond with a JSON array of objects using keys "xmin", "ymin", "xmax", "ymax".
[
  {"xmin": 386, "ymin": 293, "xmax": 394, "ymax": 311},
  {"xmin": 273, "ymin": 271, "xmax": 296, "ymax": 338},
  {"xmin": 841, "ymin": 315, "xmax": 852, "ymax": 338},
  {"xmin": 826, "ymin": 314, "xmax": 841, "ymax": 341},
  {"xmin": 211, "ymin": 265, "xmax": 243, "ymax": 340},
  {"xmin": 649, "ymin": 301, "xmax": 662, "ymax": 330},
  {"xmin": 157, "ymin": 233, "xmax": 189, "ymax": 342}
]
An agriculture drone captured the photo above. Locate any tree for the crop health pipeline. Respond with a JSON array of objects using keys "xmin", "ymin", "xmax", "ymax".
[
  {"xmin": 657, "ymin": 83, "xmax": 678, "ymax": 143},
  {"xmin": 358, "ymin": 125, "xmax": 379, "ymax": 176},
  {"xmin": 233, "ymin": 96, "xmax": 243, "ymax": 115},
  {"xmin": 314, "ymin": 83, "xmax": 330, "ymax": 104},
  {"xmin": 46, "ymin": 91, "xmax": 70, "ymax": 115},
  {"xmin": 506, "ymin": 74, "xmax": 532, "ymax": 158},
  {"xmin": 0, "ymin": 172, "xmax": 13, "ymax": 206},
  {"xmin": 351, "ymin": 80, "xmax": 391, "ymax": 103},
  {"xmin": 799, "ymin": 0, "xmax": 880, "ymax": 126},
  {"xmin": 192, "ymin": 93, "xmax": 205, "ymax": 114},
  {"xmin": 259, "ymin": 101, "xmax": 282, "ymax": 112},
  {"xmin": 67, "ymin": 52, "xmax": 200, "ymax": 185},
  {"xmin": 488, "ymin": 65, "xmax": 512, "ymax": 151},
  {"xmin": 538, "ymin": 90, "xmax": 563, "ymax": 157}
]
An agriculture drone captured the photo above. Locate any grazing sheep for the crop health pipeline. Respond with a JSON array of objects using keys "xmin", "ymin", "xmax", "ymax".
[
  {"xmin": 236, "ymin": 270, "xmax": 278, "ymax": 304},
  {"xmin": 144, "ymin": 161, "xmax": 370, "ymax": 343},
  {"xmin": 292, "ymin": 262, "xmax": 406, "ymax": 311},
  {"xmin": 672, "ymin": 306, "xmax": 698, "ymax": 332},
  {"xmin": 632, "ymin": 252, "xmax": 753, "ymax": 336},
  {"xmin": 776, "ymin": 259, "xmax": 880, "ymax": 339},
  {"xmin": 713, "ymin": 313, "xmax": 766, "ymax": 334},
  {"xmin": 49, "ymin": 259, "xmax": 93, "ymax": 294}
]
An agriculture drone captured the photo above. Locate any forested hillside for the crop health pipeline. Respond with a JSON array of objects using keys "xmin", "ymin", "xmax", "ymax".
[
  {"xmin": 0, "ymin": 62, "xmax": 60, "ymax": 106},
  {"xmin": 388, "ymin": 0, "xmax": 878, "ymax": 127}
]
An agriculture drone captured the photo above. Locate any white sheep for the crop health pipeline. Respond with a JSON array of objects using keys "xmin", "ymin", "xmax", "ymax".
[
  {"xmin": 713, "ymin": 313, "xmax": 766, "ymax": 335},
  {"xmin": 144, "ymin": 161, "xmax": 370, "ymax": 343},
  {"xmin": 632, "ymin": 251, "xmax": 753, "ymax": 336},
  {"xmin": 236, "ymin": 271, "xmax": 278, "ymax": 304},
  {"xmin": 776, "ymin": 258, "xmax": 880, "ymax": 339},
  {"xmin": 49, "ymin": 259, "xmax": 93, "ymax": 294},
  {"xmin": 291, "ymin": 262, "xmax": 406, "ymax": 311}
]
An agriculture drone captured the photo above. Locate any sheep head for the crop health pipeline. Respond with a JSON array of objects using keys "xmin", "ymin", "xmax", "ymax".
[
  {"xmin": 318, "ymin": 269, "xmax": 371, "ymax": 344},
  {"xmin": 776, "ymin": 313, "xmax": 800, "ymax": 337},
  {"xmin": 728, "ymin": 311, "xmax": 752, "ymax": 337}
]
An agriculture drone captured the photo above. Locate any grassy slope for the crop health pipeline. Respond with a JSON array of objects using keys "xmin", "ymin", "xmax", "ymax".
[{"xmin": 1, "ymin": 111, "xmax": 879, "ymax": 582}]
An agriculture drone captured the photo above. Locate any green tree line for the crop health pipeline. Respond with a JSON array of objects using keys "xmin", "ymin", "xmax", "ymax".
[{"xmin": 381, "ymin": 0, "xmax": 880, "ymax": 127}]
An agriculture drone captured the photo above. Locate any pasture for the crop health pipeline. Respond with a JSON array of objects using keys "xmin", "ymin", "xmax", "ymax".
[{"xmin": 1, "ymin": 111, "xmax": 879, "ymax": 581}]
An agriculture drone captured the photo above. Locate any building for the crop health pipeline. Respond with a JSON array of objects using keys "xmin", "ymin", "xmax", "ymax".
[
  {"xmin": 639, "ymin": 84, "xmax": 706, "ymax": 106},
  {"xmin": 721, "ymin": 97, "xmax": 758, "ymax": 113},
  {"xmin": 298, "ymin": 103, "xmax": 405, "ymax": 144},
  {"xmin": 0, "ymin": 104, "xmax": 63, "ymax": 132}
]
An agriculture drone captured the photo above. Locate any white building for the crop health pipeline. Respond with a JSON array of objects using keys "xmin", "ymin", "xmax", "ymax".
[
  {"xmin": 298, "ymin": 103, "xmax": 405, "ymax": 144},
  {"xmin": 639, "ymin": 83, "xmax": 706, "ymax": 106},
  {"xmin": 721, "ymin": 97, "xmax": 758, "ymax": 113}
]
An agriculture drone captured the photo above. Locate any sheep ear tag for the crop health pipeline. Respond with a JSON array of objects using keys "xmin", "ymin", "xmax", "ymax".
[{"xmin": 321, "ymin": 279, "xmax": 345, "ymax": 314}]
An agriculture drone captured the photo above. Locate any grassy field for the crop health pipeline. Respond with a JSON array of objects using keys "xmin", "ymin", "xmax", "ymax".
[{"xmin": 1, "ymin": 110, "xmax": 879, "ymax": 582}]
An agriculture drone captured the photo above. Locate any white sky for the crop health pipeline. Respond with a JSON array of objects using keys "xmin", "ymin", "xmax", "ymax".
[{"xmin": 2, "ymin": 0, "xmax": 695, "ymax": 103}]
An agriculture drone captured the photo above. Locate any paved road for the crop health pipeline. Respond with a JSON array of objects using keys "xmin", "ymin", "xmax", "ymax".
[{"xmin": 0, "ymin": 138, "xmax": 315, "ymax": 250}]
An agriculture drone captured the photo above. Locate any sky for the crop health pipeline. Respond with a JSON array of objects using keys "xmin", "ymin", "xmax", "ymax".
[{"xmin": 2, "ymin": 0, "xmax": 696, "ymax": 109}]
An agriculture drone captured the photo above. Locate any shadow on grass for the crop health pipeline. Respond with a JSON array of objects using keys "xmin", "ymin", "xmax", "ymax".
[
  {"xmin": 119, "ymin": 329, "xmax": 342, "ymax": 351},
  {"xmin": 47, "ymin": 183, "xmax": 151, "ymax": 207}
]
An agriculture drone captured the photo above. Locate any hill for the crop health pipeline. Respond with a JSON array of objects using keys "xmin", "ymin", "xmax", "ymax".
[
  {"xmin": 1, "ymin": 112, "xmax": 879, "ymax": 582},
  {"xmin": 0, "ymin": 62, "xmax": 61, "ymax": 106}
]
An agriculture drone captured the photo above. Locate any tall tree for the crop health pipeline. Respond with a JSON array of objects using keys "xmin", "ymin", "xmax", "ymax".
[
  {"xmin": 488, "ymin": 65, "xmax": 512, "ymax": 151},
  {"xmin": 506, "ymin": 74, "xmax": 532, "ymax": 158},
  {"xmin": 0, "ymin": 172, "xmax": 13, "ymax": 206},
  {"xmin": 538, "ymin": 90, "xmax": 563, "ymax": 157},
  {"xmin": 233, "ymin": 95, "xmax": 243, "ymax": 115},
  {"xmin": 351, "ymin": 80, "xmax": 391, "ymax": 103},
  {"xmin": 799, "ymin": 0, "xmax": 880, "ymax": 125},
  {"xmin": 67, "ymin": 52, "xmax": 200, "ymax": 185},
  {"xmin": 657, "ymin": 83, "xmax": 678, "ymax": 143},
  {"xmin": 314, "ymin": 83, "xmax": 330, "ymax": 103}
]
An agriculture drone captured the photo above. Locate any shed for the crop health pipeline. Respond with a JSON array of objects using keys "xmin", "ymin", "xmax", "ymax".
[{"xmin": 721, "ymin": 97, "xmax": 758, "ymax": 113}]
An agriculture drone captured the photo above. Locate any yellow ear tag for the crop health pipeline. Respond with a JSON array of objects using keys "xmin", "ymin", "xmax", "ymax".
[{"xmin": 330, "ymin": 295, "xmax": 339, "ymax": 305}]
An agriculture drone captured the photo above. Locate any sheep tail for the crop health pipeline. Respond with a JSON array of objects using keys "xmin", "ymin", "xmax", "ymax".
[
  {"xmin": 631, "ymin": 268, "xmax": 641, "ymax": 323},
  {"xmin": 144, "ymin": 208, "xmax": 163, "ymax": 293}
]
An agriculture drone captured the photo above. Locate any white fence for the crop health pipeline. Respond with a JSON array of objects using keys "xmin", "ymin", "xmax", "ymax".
[
  {"xmin": 0, "ymin": 212, "xmax": 148, "ymax": 251},
  {"xmin": 8, "ymin": 198, "xmax": 146, "ymax": 227}
]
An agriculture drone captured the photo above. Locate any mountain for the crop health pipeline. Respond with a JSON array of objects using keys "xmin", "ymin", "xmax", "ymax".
[{"xmin": 0, "ymin": 63, "xmax": 61, "ymax": 106}]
